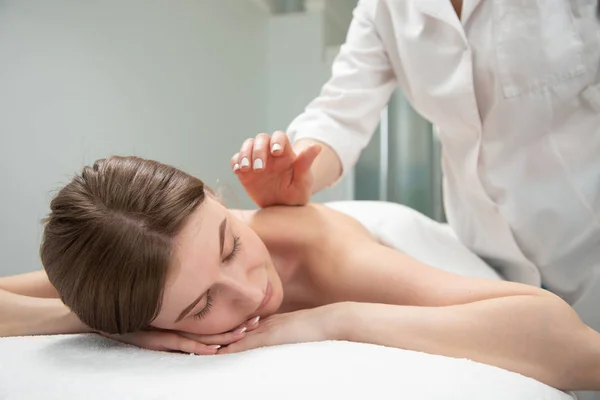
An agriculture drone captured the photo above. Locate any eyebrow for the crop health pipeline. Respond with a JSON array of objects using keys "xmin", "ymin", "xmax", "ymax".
[
  {"xmin": 174, "ymin": 218, "xmax": 227, "ymax": 323},
  {"xmin": 219, "ymin": 217, "xmax": 226, "ymax": 255}
]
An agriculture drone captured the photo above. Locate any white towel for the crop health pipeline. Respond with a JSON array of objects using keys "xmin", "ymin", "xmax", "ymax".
[{"xmin": 0, "ymin": 335, "xmax": 573, "ymax": 400}]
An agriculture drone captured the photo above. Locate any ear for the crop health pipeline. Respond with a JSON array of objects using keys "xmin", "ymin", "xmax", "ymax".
[
  {"xmin": 204, "ymin": 185, "xmax": 227, "ymax": 206},
  {"xmin": 204, "ymin": 185, "xmax": 216, "ymax": 198}
]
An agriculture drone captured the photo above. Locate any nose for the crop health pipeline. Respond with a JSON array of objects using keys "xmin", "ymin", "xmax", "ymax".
[{"xmin": 220, "ymin": 272, "xmax": 264, "ymax": 310}]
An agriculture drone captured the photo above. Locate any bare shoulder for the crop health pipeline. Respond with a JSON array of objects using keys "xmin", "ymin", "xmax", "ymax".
[
  {"xmin": 248, "ymin": 203, "xmax": 375, "ymax": 248},
  {"xmin": 248, "ymin": 204, "xmax": 381, "ymax": 306}
]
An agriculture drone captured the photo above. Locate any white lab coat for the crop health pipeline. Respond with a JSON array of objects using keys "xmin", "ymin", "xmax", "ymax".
[{"xmin": 288, "ymin": 0, "xmax": 600, "ymax": 329}]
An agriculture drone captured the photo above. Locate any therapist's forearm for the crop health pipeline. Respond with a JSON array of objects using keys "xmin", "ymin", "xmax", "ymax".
[
  {"xmin": 334, "ymin": 296, "xmax": 600, "ymax": 391},
  {"xmin": 293, "ymin": 138, "xmax": 342, "ymax": 194},
  {"xmin": 0, "ymin": 289, "xmax": 92, "ymax": 337}
]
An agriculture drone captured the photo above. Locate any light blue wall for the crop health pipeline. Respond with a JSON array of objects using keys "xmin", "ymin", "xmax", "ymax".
[
  {"xmin": 267, "ymin": 12, "xmax": 354, "ymax": 203},
  {"xmin": 0, "ymin": 0, "xmax": 269, "ymax": 275}
]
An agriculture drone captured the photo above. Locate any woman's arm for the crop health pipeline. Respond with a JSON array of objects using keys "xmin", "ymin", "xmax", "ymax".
[
  {"xmin": 0, "ymin": 289, "xmax": 92, "ymax": 337},
  {"xmin": 321, "ymin": 242, "xmax": 600, "ymax": 390},
  {"xmin": 0, "ymin": 270, "xmax": 59, "ymax": 298},
  {"xmin": 0, "ymin": 271, "xmax": 91, "ymax": 336},
  {"xmin": 286, "ymin": 0, "xmax": 397, "ymax": 192},
  {"xmin": 333, "ymin": 297, "xmax": 600, "ymax": 391}
]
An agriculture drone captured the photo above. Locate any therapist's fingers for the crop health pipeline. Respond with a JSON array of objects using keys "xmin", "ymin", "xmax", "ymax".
[
  {"xmin": 252, "ymin": 133, "xmax": 270, "ymax": 171},
  {"xmin": 270, "ymin": 131, "xmax": 291, "ymax": 157},
  {"xmin": 294, "ymin": 144, "xmax": 322, "ymax": 174},
  {"xmin": 230, "ymin": 152, "xmax": 240, "ymax": 172},
  {"xmin": 238, "ymin": 138, "xmax": 255, "ymax": 171}
]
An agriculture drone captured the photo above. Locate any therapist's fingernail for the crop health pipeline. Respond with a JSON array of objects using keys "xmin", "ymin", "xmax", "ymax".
[
  {"xmin": 208, "ymin": 345, "xmax": 221, "ymax": 350},
  {"xmin": 253, "ymin": 158, "xmax": 263, "ymax": 170},
  {"xmin": 233, "ymin": 163, "xmax": 240, "ymax": 171},
  {"xmin": 271, "ymin": 143, "xmax": 282, "ymax": 154},
  {"xmin": 249, "ymin": 316, "xmax": 260, "ymax": 325},
  {"xmin": 233, "ymin": 327, "xmax": 247, "ymax": 335},
  {"xmin": 240, "ymin": 157, "xmax": 250, "ymax": 168}
]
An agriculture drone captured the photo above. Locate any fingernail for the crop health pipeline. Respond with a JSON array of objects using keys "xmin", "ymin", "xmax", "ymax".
[
  {"xmin": 271, "ymin": 143, "xmax": 282, "ymax": 153},
  {"xmin": 253, "ymin": 158, "xmax": 263, "ymax": 170},
  {"xmin": 240, "ymin": 157, "xmax": 250, "ymax": 168},
  {"xmin": 233, "ymin": 163, "xmax": 240, "ymax": 171},
  {"xmin": 208, "ymin": 345, "xmax": 221, "ymax": 349},
  {"xmin": 249, "ymin": 316, "xmax": 260, "ymax": 325},
  {"xmin": 233, "ymin": 326, "xmax": 247, "ymax": 335}
]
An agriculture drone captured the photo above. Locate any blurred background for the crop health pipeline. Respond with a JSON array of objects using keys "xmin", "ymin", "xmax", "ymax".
[{"xmin": 0, "ymin": 0, "xmax": 442, "ymax": 276}]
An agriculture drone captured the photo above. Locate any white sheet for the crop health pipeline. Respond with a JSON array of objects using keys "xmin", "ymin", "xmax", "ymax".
[
  {"xmin": 0, "ymin": 201, "xmax": 574, "ymax": 399},
  {"xmin": 0, "ymin": 335, "xmax": 574, "ymax": 400}
]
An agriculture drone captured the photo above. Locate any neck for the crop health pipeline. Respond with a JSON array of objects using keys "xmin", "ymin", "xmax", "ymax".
[
  {"xmin": 266, "ymin": 234, "xmax": 321, "ymax": 313},
  {"xmin": 450, "ymin": 0, "xmax": 462, "ymax": 19},
  {"xmin": 241, "ymin": 207, "xmax": 317, "ymax": 313}
]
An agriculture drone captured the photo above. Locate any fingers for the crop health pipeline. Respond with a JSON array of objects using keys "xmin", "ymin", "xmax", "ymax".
[
  {"xmin": 177, "ymin": 316, "xmax": 260, "ymax": 347},
  {"xmin": 294, "ymin": 144, "xmax": 322, "ymax": 174},
  {"xmin": 238, "ymin": 138, "xmax": 254, "ymax": 171},
  {"xmin": 245, "ymin": 316, "xmax": 261, "ymax": 332},
  {"xmin": 252, "ymin": 134, "xmax": 270, "ymax": 171},
  {"xmin": 106, "ymin": 331, "xmax": 220, "ymax": 356},
  {"xmin": 217, "ymin": 342, "xmax": 240, "ymax": 354},
  {"xmin": 270, "ymin": 131, "xmax": 291, "ymax": 157},
  {"xmin": 231, "ymin": 131, "xmax": 293, "ymax": 174},
  {"xmin": 178, "ymin": 326, "xmax": 248, "ymax": 346},
  {"xmin": 230, "ymin": 152, "xmax": 240, "ymax": 172},
  {"xmin": 166, "ymin": 333, "xmax": 222, "ymax": 356},
  {"xmin": 217, "ymin": 332, "xmax": 261, "ymax": 355},
  {"xmin": 217, "ymin": 336, "xmax": 252, "ymax": 355}
]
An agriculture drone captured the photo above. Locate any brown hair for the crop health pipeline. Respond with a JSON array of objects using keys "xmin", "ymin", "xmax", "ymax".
[{"xmin": 40, "ymin": 156, "xmax": 206, "ymax": 334}]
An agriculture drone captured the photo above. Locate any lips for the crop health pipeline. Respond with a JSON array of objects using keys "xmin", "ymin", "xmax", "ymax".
[{"xmin": 257, "ymin": 280, "xmax": 272, "ymax": 311}]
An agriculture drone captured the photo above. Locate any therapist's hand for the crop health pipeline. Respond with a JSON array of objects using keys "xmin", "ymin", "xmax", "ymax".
[
  {"xmin": 231, "ymin": 131, "xmax": 321, "ymax": 208},
  {"xmin": 100, "ymin": 316, "xmax": 260, "ymax": 355}
]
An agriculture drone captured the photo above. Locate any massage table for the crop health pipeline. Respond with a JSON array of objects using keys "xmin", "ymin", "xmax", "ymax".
[{"xmin": 0, "ymin": 201, "xmax": 576, "ymax": 399}]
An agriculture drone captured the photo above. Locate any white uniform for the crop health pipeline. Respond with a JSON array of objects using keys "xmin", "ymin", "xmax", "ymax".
[{"xmin": 288, "ymin": 0, "xmax": 600, "ymax": 329}]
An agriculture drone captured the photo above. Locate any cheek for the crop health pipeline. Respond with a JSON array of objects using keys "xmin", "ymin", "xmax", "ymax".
[{"xmin": 241, "ymin": 229, "xmax": 270, "ymax": 264}]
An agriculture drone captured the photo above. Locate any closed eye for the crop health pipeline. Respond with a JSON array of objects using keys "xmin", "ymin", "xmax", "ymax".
[
  {"xmin": 193, "ymin": 236, "xmax": 240, "ymax": 321},
  {"xmin": 193, "ymin": 291, "xmax": 213, "ymax": 320},
  {"xmin": 224, "ymin": 235, "xmax": 241, "ymax": 263}
]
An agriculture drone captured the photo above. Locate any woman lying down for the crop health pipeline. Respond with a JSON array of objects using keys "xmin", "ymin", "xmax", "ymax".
[{"xmin": 0, "ymin": 156, "xmax": 599, "ymax": 392}]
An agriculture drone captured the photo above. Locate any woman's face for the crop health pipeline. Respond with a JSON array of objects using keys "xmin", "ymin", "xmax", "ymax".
[{"xmin": 152, "ymin": 196, "xmax": 283, "ymax": 335}]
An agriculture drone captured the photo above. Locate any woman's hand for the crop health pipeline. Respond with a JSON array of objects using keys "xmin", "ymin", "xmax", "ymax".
[
  {"xmin": 101, "ymin": 316, "xmax": 261, "ymax": 355},
  {"xmin": 231, "ymin": 131, "xmax": 321, "ymax": 208},
  {"xmin": 218, "ymin": 305, "xmax": 341, "ymax": 354}
]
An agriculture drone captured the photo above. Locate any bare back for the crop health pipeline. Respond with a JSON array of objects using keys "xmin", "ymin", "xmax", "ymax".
[{"xmin": 245, "ymin": 203, "xmax": 541, "ymax": 314}]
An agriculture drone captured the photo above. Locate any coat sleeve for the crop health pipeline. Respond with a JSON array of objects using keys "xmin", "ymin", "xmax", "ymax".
[{"xmin": 287, "ymin": 0, "xmax": 398, "ymax": 175}]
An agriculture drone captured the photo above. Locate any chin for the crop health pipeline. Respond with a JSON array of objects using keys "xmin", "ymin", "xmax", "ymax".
[{"xmin": 269, "ymin": 280, "xmax": 285, "ymax": 314}]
